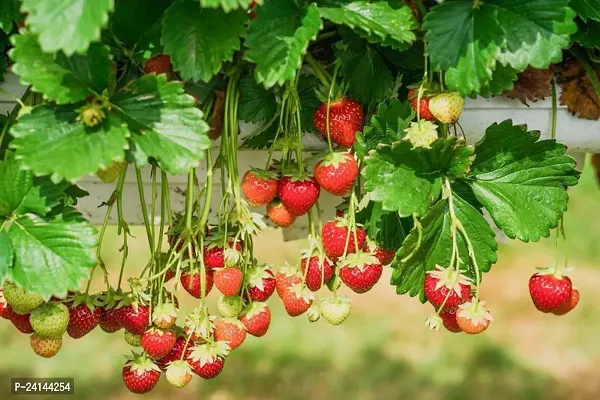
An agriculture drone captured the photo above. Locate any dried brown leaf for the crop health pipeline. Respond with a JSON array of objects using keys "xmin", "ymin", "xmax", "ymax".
[
  {"xmin": 556, "ymin": 59, "xmax": 600, "ymax": 120},
  {"xmin": 503, "ymin": 67, "xmax": 552, "ymax": 105}
]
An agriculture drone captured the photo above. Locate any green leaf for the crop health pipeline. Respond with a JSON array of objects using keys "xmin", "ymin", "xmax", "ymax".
[
  {"xmin": 238, "ymin": 74, "xmax": 278, "ymax": 123},
  {"xmin": 0, "ymin": 156, "xmax": 49, "ymax": 217},
  {"xmin": 573, "ymin": 18, "xmax": 600, "ymax": 48},
  {"xmin": 162, "ymin": 1, "xmax": 246, "ymax": 82},
  {"xmin": 112, "ymin": 74, "xmax": 210, "ymax": 174},
  {"xmin": 10, "ymin": 105, "xmax": 129, "ymax": 182},
  {"xmin": 392, "ymin": 192, "xmax": 498, "ymax": 300},
  {"xmin": 0, "ymin": 230, "xmax": 12, "ymax": 282},
  {"xmin": 297, "ymin": 73, "xmax": 321, "ymax": 132},
  {"xmin": 467, "ymin": 120, "xmax": 580, "ymax": 242},
  {"xmin": 0, "ymin": 0, "xmax": 19, "ymax": 33},
  {"xmin": 477, "ymin": 64, "xmax": 519, "ymax": 98},
  {"xmin": 200, "ymin": 0, "xmax": 257, "ymax": 12},
  {"xmin": 241, "ymin": 119, "xmax": 278, "ymax": 150},
  {"xmin": 10, "ymin": 33, "xmax": 115, "ymax": 104},
  {"xmin": 245, "ymin": 0, "xmax": 322, "ymax": 88},
  {"xmin": 22, "ymin": 0, "xmax": 114, "ymax": 55},
  {"xmin": 335, "ymin": 33, "xmax": 393, "ymax": 107},
  {"xmin": 111, "ymin": 0, "xmax": 174, "ymax": 47},
  {"xmin": 571, "ymin": 0, "xmax": 600, "ymax": 21},
  {"xmin": 424, "ymin": 0, "xmax": 576, "ymax": 95},
  {"xmin": 316, "ymin": 0, "xmax": 417, "ymax": 49},
  {"xmin": 8, "ymin": 214, "xmax": 97, "ymax": 299}
]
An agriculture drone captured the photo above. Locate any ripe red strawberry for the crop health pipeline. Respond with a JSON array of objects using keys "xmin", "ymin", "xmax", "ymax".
[
  {"xmin": 439, "ymin": 308, "xmax": 462, "ymax": 333},
  {"xmin": 408, "ymin": 88, "xmax": 436, "ymax": 121},
  {"xmin": 144, "ymin": 54, "xmax": 173, "ymax": 76},
  {"xmin": 67, "ymin": 303, "xmax": 101, "ymax": 339},
  {"xmin": 339, "ymin": 252, "xmax": 383, "ymax": 294},
  {"xmin": 313, "ymin": 98, "xmax": 364, "ymax": 147},
  {"xmin": 187, "ymin": 342, "xmax": 228, "ymax": 379},
  {"xmin": 239, "ymin": 302, "xmax": 271, "ymax": 337},
  {"xmin": 6, "ymin": 305, "xmax": 34, "ymax": 333},
  {"xmin": 164, "ymin": 268, "xmax": 176, "ymax": 282},
  {"xmin": 456, "ymin": 299, "xmax": 493, "ymax": 335},
  {"xmin": 282, "ymin": 285, "xmax": 313, "ymax": 317},
  {"xmin": 121, "ymin": 304, "xmax": 150, "ymax": 335},
  {"xmin": 300, "ymin": 255, "xmax": 334, "ymax": 291},
  {"xmin": 322, "ymin": 219, "xmax": 366, "ymax": 259},
  {"xmin": 122, "ymin": 355, "xmax": 161, "ymax": 394},
  {"xmin": 277, "ymin": 176, "xmax": 320, "ymax": 216},
  {"xmin": 529, "ymin": 272, "xmax": 572, "ymax": 313},
  {"xmin": 553, "ymin": 288, "xmax": 580, "ymax": 315},
  {"xmin": 99, "ymin": 306, "xmax": 123, "ymax": 333},
  {"xmin": 204, "ymin": 241, "xmax": 243, "ymax": 269},
  {"xmin": 314, "ymin": 152, "xmax": 358, "ymax": 196},
  {"xmin": 157, "ymin": 336, "xmax": 192, "ymax": 370},
  {"xmin": 214, "ymin": 267, "xmax": 243, "ymax": 297},
  {"xmin": 242, "ymin": 169, "xmax": 279, "ymax": 207},
  {"xmin": 0, "ymin": 289, "xmax": 9, "ymax": 319},
  {"xmin": 245, "ymin": 265, "xmax": 276, "ymax": 302},
  {"xmin": 424, "ymin": 265, "xmax": 472, "ymax": 309},
  {"xmin": 181, "ymin": 270, "xmax": 214, "ymax": 299},
  {"xmin": 30, "ymin": 333, "xmax": 62, "ymax": 358},
  {"xmin": 142, "ymin": 328, "xmax": 177, "ymax": 359},
  {"xmin": 267, "ymin": 201, "xmax": 297, "ymax": 228},
  {"xmin": 364, "ymin": 241, "xmax": 396, "ymax": 266},
  {"xmin": 275, "ymin": 266, "xmax": 303, "ymax": 298},
  {"xmin": 214, "ymin": 319, "xmax": 246, "ymax": 350}
]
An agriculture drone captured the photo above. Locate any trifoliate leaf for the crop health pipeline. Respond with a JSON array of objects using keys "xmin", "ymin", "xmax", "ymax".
[
  {"xmin": 245, "ymin": 0, "xmax": 322, "ymax": 88},
  {"xmin": 200, "ymin": 0, "xmax": 258, "ymax": 12},
  {"xmin": 0, "ymin": 0, "xmax": 19, "ymax": 33},
  {"xmin": 162, "ymin": 1, "xmax": 246, "ymax": 82},
  {"xmin": 22, "ymin": 0, "xmax": 114, "ymax": 55},
  {"xmin": 112, "ymin": 74, "xmax": 210, "ymax": 174},
  {"xmin": 0, "ymin": 230, "xmax": 12, "ymax": 282},
  {"xmin": 10, "ymin": 33, "xmax": 115, "ymax": 104},
  {"xmin": 238, "ymin": 75, "xmax": 278, "ymax": 123},
  {"xmin": 467, "ymin": 120, "xmax": 580, "ymax": 242},
  {"xmin": 424, "ymin": 0, "xmax": 576, "ymax": 95},
  {"xmin": 391, "ymin": 192, "xmax": 497, "ymax": 300},
  {"xmin": 570, "ymin": 0, "xmax": 600, "ymax": 22},
  {"xmin": 8, "ymin": 213, "xmax": 97, "ymax": 300},
  {"xmin": 10, "ymin": 105, "xmax": 129, "ymax": 183},
  {"xmin": 316, "ymin": 0, "xmax": 417, "ymax": 49},
  {"xmin": 297, "ymin": 73, "xmax": 321, "ymax": 132},
  {"xmin": 335, "ymin": 33, "xmax": 393, "ymax": 107},
  {"xmin": 111, "ymin": 0, "xmax": 174, "ymax": 47}
]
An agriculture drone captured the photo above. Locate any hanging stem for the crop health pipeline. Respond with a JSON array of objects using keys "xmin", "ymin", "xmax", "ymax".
[
  {"xmin": 185, "ymin": 168, "xmax": 195, "ymax": 231},
  {"xmin": 304, "ymin": 52, "xmax": 332, "ymax": 89},
  {"xmin": 199, "ymin": 150, "xmax": 213, "ymax": 229},
  {"xmin": 551, "ymin": 76, "xmax": 558, "ymax": 141},
  {"xmin": 135, "ymin": 167, "xmax": 155, "ymax": 255},
  {"xmin": 116, "ymin": 165, "xmax": 130, "ymax": 290}
]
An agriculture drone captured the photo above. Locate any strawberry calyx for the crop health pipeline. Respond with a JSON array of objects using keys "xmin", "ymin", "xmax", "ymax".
[
  {"xmin": 188, "ymin": 341, "xmax": 230, "ymax": 367},
  {"xmin": 247, "ymin": 168, "xmax": 279, "ymax": 181},
  {"xmin": 68, "ymin": 292, "xmax": 101, "ymax": 312},
  {"xmin": 125, "ymin": 352, "xmax": 161, "ymax": 374},
  {"xmin": 240, "ymin": 301, "xmax": 268, "ymax": 320},
  {"xmin": 287, "ymin": 284, "xmax": 315, "ymax": 302},
  {"xmin": 152, "ymin": 303, "xmax": 178, "ymax": 326},
  {"xmin": 247, "ymin": 264, "xmax": 274, "ymax": 291},
  {"xmin": 535, "ymin": 264, "xmax": 573, "ymax": 279},
  {"xmin": 339, "ymin": 251, "xmax": 381, "ymax": 271},
  {"xmin": 425, "ymin": 314, "xmax": 443, "ymax": 331},
  {"xmin": 427, "ymin": 265, "xmax": 472, "ymax": 295},
  {"xmin": 457, "ymin": 299, "xmax": 493, "ymax": 327},
  {"xmin": 403, "ymin": 120, "xmax": 439, "ymax": 149},
  {"xmin": 306, "ymin": 306, "xmax": 321, "ymax": 322},
  {"xmin": 318, "ymin": 152, "xmax": 355, "ymax": 169}
]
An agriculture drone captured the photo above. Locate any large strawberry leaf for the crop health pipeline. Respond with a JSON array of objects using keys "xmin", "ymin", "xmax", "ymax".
[
  {"xmin": 112, "ymin": 74, "xmax": 210, "ymax": 174},
  {"xmin": 245, "ymin": 0, "xmax": 322, "ymax": 88},
  {"xmin": 0, "ymin": 0, "xmax": 19, "ymax": 33},
  {"xmin": 21, "ymin": 0, "xmax": 114, "ymax": 55},
  {"xmin": 238, "ymin": 75, "xmax": 278, "ymax": 123},
  {"xmin": 316, "ymin": 0, "xmax": 417, "ymax": 49},
  {"xmin": 391, "ymin": 192, "xmax": 498, "ymax": 301},
  {"xmin": 10, "ymin": 33, "xmax": 115, "ymax": 104},
  {"xmin": 111, "ymin": 0, "xmax": 174, "ymax": 47},
  {"xmin": 162, "ymin": 1, "xmax": 246, "ymax": 82},
  {"xmin": 0, "ymin": 156, "xmax": 48, "ymax": 216},
  {"xmin": 10, "ymin": 106, "xmax": 129, "ymax": 183},
  {"xmin": 0, "ymin": 230, "xmax": 12, "ymax": 282},
  {"xmin": 466, "ymin": 120, "xmax": 580, "ymax": 242},
  {"xmin": 362, "ymin": 137, "xmax": 473, "ymax": 217},
  {"xmin": 200, "ymin": 0, "xmax": 258, "ymax": 11},
  {"xmin": 8, "ymin": 214, "xmax": 97, "ymax": 299},
  {"xmin": 571, "ymin": 0, "xmax": 600, "ymax": 22},
  {"xmin": 424, "ymin": 0, "xmax": 576, "ymax": 95}
]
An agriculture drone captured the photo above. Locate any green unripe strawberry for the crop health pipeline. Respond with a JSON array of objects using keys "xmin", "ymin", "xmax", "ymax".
[
  {"xmin": 30, "ymin": 302, "xmax": 70, "ymax": 339},
  {"xmin": 319, "ymin": 295, "xmax": 351, "ymax": 326},
  {"xmin": 3, "ymin": 282, "xmax": 44, "ymax": 315},
  {"xmin": 429, "ymin": 92, "xmax": 464, "ymax": 124},
  {"xmin": 217, "ymin": 295, "xmax": 242, "ymax": 318},
  {"xmin": 125, "ymin": 331, "xmax": 142, "ymax": 347}
]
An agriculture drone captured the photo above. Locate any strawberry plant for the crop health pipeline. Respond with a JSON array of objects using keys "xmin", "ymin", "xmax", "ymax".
[{"xmin": 0, "ymin": 0, "xmax": 595, "ymax": 392}]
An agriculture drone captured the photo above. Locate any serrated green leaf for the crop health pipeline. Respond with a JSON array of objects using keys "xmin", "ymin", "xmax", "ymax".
[
  {"xmin": 8, "ymin": 213, "xmax": 97, "ymax": 299},
  {"xmin": 317, "ymin": 0, "xmax": 417, "ymax": 49},
  {"xmin": 297, "ymin": 73, "xmax": 321, "ymax": 132},
  {"xmin": 241, "ymin": 118, "xmax": 278, "ymax": 149},
  {"xmin": 11, "ymin": 33, "xmax": 114, "ymax": 104},
  {"xmin": 111, "ymin": 0, "xmax": 174, "ymax": 47},
  {"xmin": 0, "ymin": 156, "xmax": 49, "ymax": 217},
  {"xmin": 238, "ymin": 75, "xmax": 278, "ymax": 123},
  {"xmin": 200, "ymin": 0, "xmax": 258, "ymax": 12},
  {"xmin": 245, "ymin": 0, "xmax": 322, "ymax": 88},
  {"xmin": 162, "ymin": 1, "xmax": 246, "ymax": 82},
  {"xmin": 477, "ymin": 64, "xmax": 519, "ymax": 98},
  {"xmin": 571, "ymin": 0, "xmax": 600, "ymax": 22},
  {"xmin": 0, "ymin": 230, "xmax": 12, "ymax": 282},
  {"xmin": 22, "ymin": 0, "xmax": 114, "ymax": 55},
  {"xmin": 424, "ymin": 0, "xmax": 576, "ymax": 95},
  {"xmin": 335, "ymin": 33, "xmax": 393, "ymax": 107},
  {"xmin": 112, "ymin": 74, "xmax": 210, "ymax": 174},
  {"xmin": 391, "ymin": 192, "xmax": 497, "ymax": 300},
  {"xmin": 573, "ymin": 18, "xmax": 600, "ymax": 48},
  {"xmin": 10, "ymin": 105, "xmax": 129, "ymax": 182},
  {"xmin": 0, "ymin": 0, "xmax": 19, "ymax": 33},
  {"xmin": 467, "ymin": 120, "xmax": 580, "ymax": 242}
]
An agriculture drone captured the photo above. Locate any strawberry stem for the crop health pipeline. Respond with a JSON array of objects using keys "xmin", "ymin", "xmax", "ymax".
[
  {"xmin": 116, "ymin": 165, "xmax": 130, "ymax": 290},
  {"xmin": 135, "ymin": 167, "xmax": 155, "ymax": 256},
  {"xmin": 305, "ymin": 52, "xmax": 332, "ymax": 89}
]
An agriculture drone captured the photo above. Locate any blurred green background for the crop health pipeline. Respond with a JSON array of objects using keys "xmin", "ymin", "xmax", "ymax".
[{"xmin": 2, "ymin": 158, "xmax": 600, "ymax": 400}]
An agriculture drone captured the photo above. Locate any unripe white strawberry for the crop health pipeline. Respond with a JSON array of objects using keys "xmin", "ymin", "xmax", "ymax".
[{"xmin": 429, "ymin": 92, "xmax": 464, "ymax": 123}]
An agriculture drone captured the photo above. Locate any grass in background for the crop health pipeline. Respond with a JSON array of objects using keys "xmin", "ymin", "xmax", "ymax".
[{"xmin": 1, "ymin": 160, "xmax": 600, "ymax": 399}]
